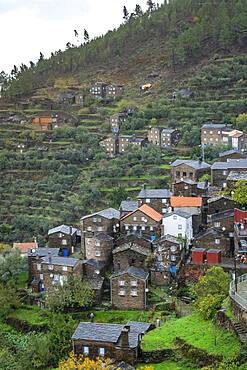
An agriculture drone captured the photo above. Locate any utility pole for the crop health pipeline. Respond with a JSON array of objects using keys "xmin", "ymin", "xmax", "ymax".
[{"xmin": 234, "ymin": 255, "xmax": 238, "ymax": 292}]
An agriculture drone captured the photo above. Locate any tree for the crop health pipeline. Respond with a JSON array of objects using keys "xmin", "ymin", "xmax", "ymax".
[
  {"xmin": 39, "ymin": 52, "xmax": 44, "ymax": 62},
  {"xmin": 59, "ymin": 353, "xmax": 116, "ymax": 370},
  {"xmin": 74, "ymin": 29, "xmax": 78, "ymax": 37},
  {"xmin": 193, "ymin": 266, "xmax": 230, "ymax": 319},
  {"xmin": 84, "ymin": 29, "xmax": 89, "ymax": 43},
  {"xmin": 123, "ymin": 6, "xmax": 129, "ymax": 21},
  {"xmin": 46, "ymin": 275, "xmax": 93, "ymax": 312},
  {"xmin": 135, "ymin": 4, "xmax": 143, "ymax": 16},
  {"xmin": 110, "ymin": 186, "xmax": 128, "ymax": 208},
  {"xmin": 147, "ymin": 0, "xmax": 155, "ymax": 12},
  {"xmin": 0, "ymin": 251, "xmax": 27, "ymax": 285},
  {"xmin": 235, "ymin": 113, "xmax": 247, "ymax": 132},
  {"xmin": 150, "ymin": 117, "xmax": 157, "ymax": 125},
  {"xmin": 0, "ymin": 283, "xmax": 21, "ymax": 316},
  {"xmin": 230, "ymin": 180, "xmax": 247, "ymax": 207}
]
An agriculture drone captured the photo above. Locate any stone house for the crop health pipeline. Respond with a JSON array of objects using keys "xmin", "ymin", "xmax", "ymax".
[
  {"xmin": 132, "ymin": 137, "xmax": 147, "ymax": 148},
  {"xmin": 206, "ymin": 195, "xmax": 236, "ymax": 215},
  {"xmin": 110, "ymin": 112, "xmax": 128, "ymax": 134},
  {"xmin": 113, "ymin": 242, "xmax": 150, "ymax": 271},
  {"xmin": 172, "ymin": 179, "xmax": 209, "ymax": 197},
  {"xmin": 201, "ymin": 123, "xmax": 231, "ymax": 146},
  {"xmin": 118, "ymin": 135, "xmax": 134, "ymax": 153},
  {"xmin": 119, "ymin": 200, "xmax": 138, "ymax": 217},
  {"xmin": 84, "ymin": 232, "xmax": 113, "ymax": 264},
  {"xmin": 162, "ymin": 211, "xmax": 193, "ymax": 242},
  {"xmin": 30, "ymin": 254, "xmax": 81, "ymax": 293},
  {"xmin": 28, "ymin": 247, "xmax": 60, "ymax": 287},
  {"xmin": 150, "ymin": 262, "xmax": 171, "ymax": 286},
  {"xmin": 99, "ymin": 136, "xmax": 119, "ymax": 157},
  {"xmin": 48, "ymin": 225, "xmax": 77, "ymax": 256},
  {"xmin": 90, "ymin": 82, "xmax": 107, "ymax": 99},
  {"xmin": 207, "ymin": 209, "xmax": 234, "ymax": 234},
  {"xmin": 115, "ymin": 233, "xmax": 152, "ymax": 250},
  {"xmin": 219, "ymin": 149, "xmax": 246, "ymax": 162},
  {"xmin": 105, "ymin": 84, "xmax": 124, "ymax": 100},
  {"xmin": 84, "ymin": 276, "xmax": 105, "ymax": 305},
  {"xmin": 81, "ymin": 208, "xmax": 120, "ymax": 247},
  {"xmin": 171, "ymin": 159, "xmax": 211, "ymax": 184},
  {"xmin": 161, "ymin": 128, "xmax": 180, "ymax": 147},
  {"xmin": 137, "ymin": 188, "xmax": 172, "ymax": 214},
  {"xmin": 228, "ymin": 130, "xmax": 245, "ymax": 150},
  {"xmin": 153, "ymin": 234, "xmax": 185, "ymax": 267},
  {"xmin": 148, "ymin": 126, "xmax": 165, "ymax": 146},
  {"xmin": 111, "ymin": 266, "xmax": 149, "ymax": 310},
  {"xmin": 193, "ymin": 228, "xmax": 232, "ymax": 257},
  {"xmin": 211, "ymin": 159, "xmax": 247, "ymax": 188},
  {"xmin": 72, "ymin": 321, "xmax": 151, "ymax": 364},
  {"xmin": 83, "ymin": 259, "xmax": 107, "ymax": 279},
  {"xmin": 120, "ymin": 204, "xmax": 163, "ymax": 240}
]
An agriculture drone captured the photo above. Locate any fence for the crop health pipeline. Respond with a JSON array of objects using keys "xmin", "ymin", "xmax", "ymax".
[{"xmin": 230, "ymin": 273, "xmax": 247, "ymax": 311}]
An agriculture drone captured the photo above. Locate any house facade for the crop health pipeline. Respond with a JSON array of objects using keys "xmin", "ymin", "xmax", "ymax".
[
  {"xmin": 99, "ymin": 136, "xmax": 119, "ymax": 156},
  {"xmin": 113, "ymin": 242, "xmax": 150, "ymax": 271},
  {"xmin": 81, "ymin": 208, "xmax": 120, "ymax": 236},
  {"xmin": 137, "ymin": 188, "xmax": 172, "ymax": 214},
  {"xmin": 201, "ymin": 123, "xmax": 231, "ymax": 146},
  {"xmin": 211, "ymin": 159, "xmax": 247, "ymax": 187},
  {"xmin": 72, "ymin": 321, "xmax": 151, "ymax": 364},
  {"xmin": 207, "ymin": 209, "xmax": 234, "ymax": 234},
  {"xmin": 193, "ymin": 228, "xmax": 232, "ymax": 256},
  {"xmin": 90, "ymin": 82, "xmax": 107, "ymax": 99},
  {"xmin": 120, "ymin": 204, "xmax": 163, "ymax": 240},
  {"xmin": 171, "ymin": 159, "xmax": 211, "ymax": 184},
  {"xmin": 111, "ymin": 266, "xmax": 149, "ymax": 310},
  {"xmin": 48, "ymin": 225, "xmax": 77, "ymax": 256},
  {"xmin": 84, "ymin": 232, "xmax": 113, "ymax": 264},
  {"xmin": 206, "ymin": 196, "xmax": 236, "ymax": 215},
  {"xmin": 118, "ymin": 135, "xmax": 134, "ymax": 153},
  {"xmin": 105, "ymin": 85, "xmax": 124, "ymax": 100},
  {"xmin": 172, "ymin": 179, "xmax": 208, "ymax": 197},
  {"xmin": 162, "ymin": 211, "xmax": 193, "ymax": 241},
  {"xmin": 161, "ymin": 128, "xmax": 180, "ymax": 147},
  {"xmin": 219, "ymin": 149, "xmax": 246, "ymax": 162}
]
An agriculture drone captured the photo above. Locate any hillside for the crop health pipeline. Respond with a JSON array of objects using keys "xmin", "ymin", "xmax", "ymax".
[{"xmin": 0, "ymin": 0, "xmax": 247, "ymax": 244}]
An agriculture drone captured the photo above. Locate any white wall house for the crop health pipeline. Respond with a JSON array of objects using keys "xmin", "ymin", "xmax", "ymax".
[{"xmin": 162, "ymin": 211, "xmax": 193, "ymax": 242}]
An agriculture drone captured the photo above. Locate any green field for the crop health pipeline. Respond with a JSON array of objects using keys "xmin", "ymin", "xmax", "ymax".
[{"xmin": 142, "ymin": 313, "xmax": 240, "ymax": 359}]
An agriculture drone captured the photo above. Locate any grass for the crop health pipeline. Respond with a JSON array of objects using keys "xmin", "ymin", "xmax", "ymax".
[
  {"xmin": 142, "ymin": 313, "xmax": 240, "ymax": 359},
  {"xmin": 8, "ymin": 306, "xmax": 49, "ymax": 326},
  {"xmin": 74, "ymin": 310, "xmax": 164, "ymax": 324},
  {"xmin": 137, "ymin": 359, "xmax": 196, "ymax": 370}
]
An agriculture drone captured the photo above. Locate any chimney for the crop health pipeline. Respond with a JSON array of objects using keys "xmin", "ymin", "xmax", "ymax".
[
  {"xmin": 121, "ymin": 325, "xmax": 130, "ymax": 347},
  {"xmin": 70, "ymin": 226, "xmax": 73, "ymax": 235},
  {"xmin": 48, "ymin": 252, "xmax": 52, "ymax": 264},
  {"xmin": 143, "ymin": 183, "xmax": 147, "ymax": 190}
]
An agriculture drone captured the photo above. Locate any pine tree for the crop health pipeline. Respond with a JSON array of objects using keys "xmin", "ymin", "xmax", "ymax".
[
  {"xmin": 123, "ymin": 6, "xmax": 129, "ymax": 21},
  {"xmin": 84, "ymin": 29, "xmax": 90, "ymax": 43},
  {"xmin": 39, "ymin": 52, "xmax": 44, "ymax": 62},
  {"xmin": 135, "ymin": 4, "xmax": 143, "ymax": 16},
  {"xmin": 147, "ymin": 0, "xmax": 155, "ymax": 12}
]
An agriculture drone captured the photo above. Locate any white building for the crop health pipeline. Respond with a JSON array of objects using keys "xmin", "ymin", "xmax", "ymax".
[{"xmin": 162, "ymin": 211, "xmax": 193, "ymax": 242}]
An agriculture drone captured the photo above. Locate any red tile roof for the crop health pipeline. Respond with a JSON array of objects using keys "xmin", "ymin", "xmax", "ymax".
[
  {"xmin": 171, "ymin": 196, "xmax": 202, "ymax": 207},
  {"xmin": 13, "ymin": 242, "xmax": 38, "ymax": 254},
  {"xmin": 121, "ymin": 204, "xmax": 163, "ymax": 222}
]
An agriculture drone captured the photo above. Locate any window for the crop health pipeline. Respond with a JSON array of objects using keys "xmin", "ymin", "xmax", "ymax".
[
  {"xmin": 183, "ymin": 172, "xmax": 187, "ymax": 177},
  {"xmin": 176, "ymin": 171, "xmax": 180, "ymax": 177},
  {"xmin": 97, "ymin": 226, "xmax": 103, "ymax": 232},
  {"xmin": 150, "ymin": 226, "xmax": 154, "ymax": 231},
  {"xmin": 95, "ymin": 250, "xmax": 101, "ymax": 257},
  {"xmin": 204, "ymin": 138, "xmax": 207, "ymax": 141},
  {"xmin": 83, "ymin": 346, "xmax": 89, "ymax": 355},
  {"xmin": 62, "ymin": 239, "xmax": 67, "ymax": 245},
  {"xmin": 131, "ymin": 289, "xmax": 138, "ymax": 296},
  {"xmin": 133, "ymin": 225, "xmax": 137, "ymax": 231},
  {"xmin": 218, "ymin": 131, "xmax": 221, "ymax": 134},
  {"xmin": 141, "ymin": 216, "xmax": 145, "ymax": 221},
  {"xmin": 37, "ymin": 263, "xmax": 41, "ymax": 271},
  {"xmin": 178, "ymin": 233, "xmax": 182, "ymax": 237},
  {"xmin": 141, "ymin": 226, "xmax": 146, "ymax": 231},
  {"xmin": 210, "ymin": 131, "xmax": 213, "ymax": 134},
  {"xmin": 223, "ymin": 170, "xmax": 228, "ymax": 176},
  {"xmin": 62, "ymin": 266, "xmax": 68, "ymax": 272},
  {"xmin": 99, "ymin": 348, "xmax": 105, "ymax": 356},
  {"xmin": 59, "ymin": 233, "xmax": 63, "ymax": 238},
  {"xmin": 215, "ymin": 239, "xmax": 220, "ymax": 245},
  {"xmin": 40, "ymin": 274, "xmax": 43, "ymax": 280},
  {"xmin": 189, "ymin": 172, "xmax": 193, "ymax": 178},
  {"xmin": 162, "ymin": 208, "xmax": 167, "ymax": 213},
  {"xmin": 125, "ymin": 225, "xmax": 129, "ymax": 230},
  {"xmin": 131, "ymin": 280, "xmax": 137, "ymax": 287},
  {"xmin": 133, "ymin": 216, "xmax": 137, "ymax": 221},
  {"xmin": 48, "ymin": 265, "xmax": 54, "ymax": 270},
  {"xmin": 146, "ymin": 198, "xmax": 150, "ymax": 203},
  {"xmin": 54, "ymin": 274, "xmax": 59, "ymax": 282},
  {"xmin": 178, "ymin": 224, "xmax": 182, "ymax": 230},
  {"xmin": 162, "ymin": 199, "xmax": 167, "ymax": 204},
  {"xmin": 87, "ymin": 226, "xmax": 92, "ymax": 231},
  {"xmin": 95, "ymin": 240, "xmax": 100, "ymax": 247},
  {"xmin": 184, "ymin": 185, "xmax": 188, "ymax": 190},
  {"xmin": 93, "ymin": 217, "xmax": 97, "ymax": 223},
  {"xmin": 214, "ymin": 222, "xmax": 220, "ymax": 227},
  {"xmin": 173, "ymin": 215, "xmax": 177, "ymax": 220},
  {"xmin": 204, "ymin": 131, "xmax": 207, "ymax": 134},
  {"xmin": 119, "ymin": 289, "xmax": 125, "ymax": 296},
  {"xmin": 119, "ymin": 280, "xmax": 125, "ymax": 286}
]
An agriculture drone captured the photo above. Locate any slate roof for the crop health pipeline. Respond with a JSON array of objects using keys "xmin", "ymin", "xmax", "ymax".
[
  {"xmin": 42, "ymin": 256, "xmax": 79, "ymax": 267},
  {"xmin": 227, "ymin": 171, "xmax": 247, "ymax": 181},
  {"xmin": 138, "ymin": 189, "xmax": 172, "ymax": 199},
  {"xmin": 211, "ymin": 159, "xmax": 247, "ymax": 170},
  {"xmin": 81, "ymin": 208, "xmax": 120, "ymax": 221},
  {"xmin": 84, "ymin": 259, "xmax": 106, "ymax": 269},
  {"xmin": 28, "ymin": 247, "xmax": 60, "ymax": 257},
  {"xmin": 153, "ymin": 234, "xmax": 181, "ymax": 245},
  {"xmin": 202, "ymin": 123, "xmax": 227, "ymax": 129},
  {"xmin": 175, "ymin": 179, "xmax": 197, "ymax": 185},
  {"xmin": 120, "ymin": 200, "xmax": 138, "ymax": 213},
  {"xmin": 161, "ymin": 128, "xmax": 177, "ymax": 134},
  {"xmin": 194, "ymin": 227, "xmax": 224, "ymax": 239},
  {"xmin": 94, "ymin": 232, "xmax": 113, "ymax": 241},
  {"xmin": 171, "ymin": 159, "xmax": 211, "ymax": 170},
  {"xmin": 163, "ymin": 210, "xmax": 191, "ymax": 219},
  {"xmin": 48, "ymin": 224, "xmax": 77, "ymax": 236},
  {"xmin": 207, "ymin": 195, "xmax": 233, "ymax": 204},
  {"xmin": 72, "ymin": 321, "xmax": 151, "ymax": 348},
  {"xmin": 112, "ymin": 242, "xmax": 150, "ymax": 256},
  {"xmin": 219, "ymin": 149, "xmax": 243, "ymax": 157},
  {"xmin": 112, "ymin": 266, "xmax": 149, "ymax": 280}
]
